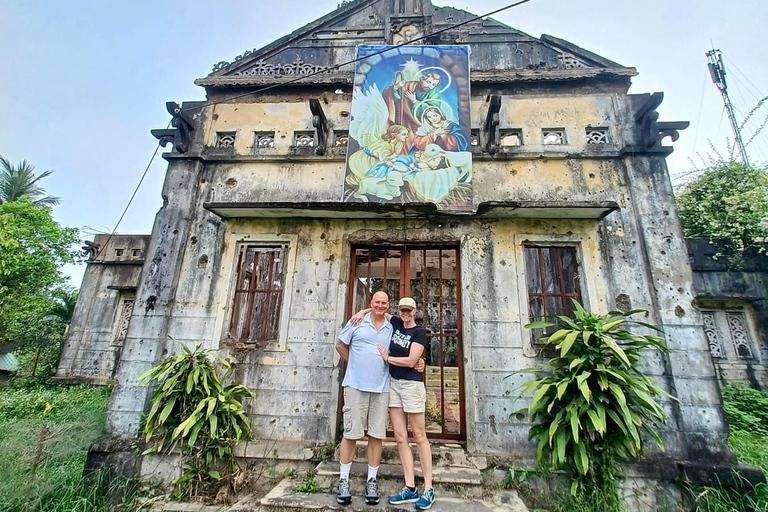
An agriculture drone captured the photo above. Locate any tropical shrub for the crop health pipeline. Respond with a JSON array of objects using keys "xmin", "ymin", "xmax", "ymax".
[
  {"xmin": 139, "ymin": 343, "xmax": 255, "ymax": 499},
  {"xmin": 516, "ymin": 300, "xmax": 673, "ymax": 509},
  {"xmin": 676, "ymin": 161, "xmax": 768, "ymax": 260}
]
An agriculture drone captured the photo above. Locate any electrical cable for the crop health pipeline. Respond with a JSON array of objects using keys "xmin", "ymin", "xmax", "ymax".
[
  {"xmin": 93, "ymin": 0, "xmax": 541, "ymax": 259},
  {"xmin": 690, "ymin": 69, "xmax": 708, "ymax": 162},
  {"xmin": 91, "ymin": 120, "xmax": 171, "ymax": 260},
  {"xmin": 180, "ymin": 0, "xmax": 539, "ymax": 113}
]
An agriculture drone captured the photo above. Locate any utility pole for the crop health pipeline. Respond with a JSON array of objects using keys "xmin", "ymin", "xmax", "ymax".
[{"xmin": 706, "ymin": 49, "xmax": 750, "ymax": 166}]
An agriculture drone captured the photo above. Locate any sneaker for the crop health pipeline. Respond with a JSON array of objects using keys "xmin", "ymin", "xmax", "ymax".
[
  {"xmin": 415, "ymin": 488, "xmax": 435, "ymax": 510},
  {"xmin": 364, "ymin": 477, "xmax": 380, "ymax": 504},
  {"xmin": 388, "ymin": 486, "xmax": 419, "ymax": 504},
  {"xmin": 336, "ymin": 477, "xmax": 351, "ymax": 505}
]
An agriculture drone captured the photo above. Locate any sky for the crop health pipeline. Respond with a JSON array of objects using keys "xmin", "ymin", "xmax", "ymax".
[{"xmin": 2, "ymin": 0, "xmax": 767, "ymax": 287}]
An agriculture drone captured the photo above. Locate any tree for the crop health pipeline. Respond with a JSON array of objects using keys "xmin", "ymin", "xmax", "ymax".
[
  {"xmin": 676, "ymin": 161, "xmax": 768, "ymax": 258},
  {"xmin": 0, "ymin": 155, "xmax": 61, "ymax": 207},
  {"xmin": 48, "ymin": 287, "xmax": 78, "ymax": 334},
  {"xmin": 0, "ymin": 198, "xmax": 79, "ymax": 343}
]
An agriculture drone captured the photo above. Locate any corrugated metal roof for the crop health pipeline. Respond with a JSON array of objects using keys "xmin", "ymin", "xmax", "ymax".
[{"xmin": 0, "ymin": 352, "xmax": 20, "ymax": 372}]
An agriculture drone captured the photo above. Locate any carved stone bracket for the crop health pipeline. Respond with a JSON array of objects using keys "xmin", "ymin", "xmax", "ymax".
[
  {"xmin": 659, "ymin": 121, "xmax": 690, "ymax": 144},
  {"xmin": 309, "ymin": 99, "xmax": 329, "ymax": 156},
  {"xmin": 633, "ymin": 92, "xmax": 664, "ymax": 149},
  {"xmin": 482, "ymin": 95, "xmax": 502, "ymax": 154},
  {"xmin": 81, "ymin": 240, "xmax": 100, "ymax": 261},
  {"xmin": 151, "ymin": 102, "xmax": 196, "ymax": 154},
  {"xmin": 632, "ymin": 92, "xmax": 689, "ymax": 148}
]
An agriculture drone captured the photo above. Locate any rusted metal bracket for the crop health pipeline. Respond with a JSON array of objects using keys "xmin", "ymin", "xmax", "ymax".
[
  {"xmin": 309, "ymin": 99, "xmax": 329, "ymax": 155},
  {"xmin": 482, "ymin": 95, "xmax": 502, "ymax": 154}
]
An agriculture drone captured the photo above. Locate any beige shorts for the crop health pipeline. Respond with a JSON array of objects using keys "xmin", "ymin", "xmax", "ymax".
[
  {"xmin": 389, "ymin": 378, "xmax": 427, "ymax": 414},
  {"xmin": 342, "ymin": 387, "xmax": 389, "ymax": 440}
]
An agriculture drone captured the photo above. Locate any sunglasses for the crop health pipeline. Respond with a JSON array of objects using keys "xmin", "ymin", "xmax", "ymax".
[{"xmin": 399, "ymin": 308, "xmax": 414, "ymax": 313}]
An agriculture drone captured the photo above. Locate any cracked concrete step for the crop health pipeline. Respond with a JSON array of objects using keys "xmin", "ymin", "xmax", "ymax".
[
  {"xmin": 341, "ymin": 441, "xmax": 488, "ymax": 469},
  {"xmin": 314, "ymin": 461, "xmax": 484, "ymax": 500},
  {"xmin": 231, "ymin": 478, "xmax": 530, "ymax": 512}
]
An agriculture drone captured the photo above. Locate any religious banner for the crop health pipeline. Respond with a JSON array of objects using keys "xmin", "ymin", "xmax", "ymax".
[{"xmin": 344, "ymin": 45, "xmax": 472, "ymax": 211}]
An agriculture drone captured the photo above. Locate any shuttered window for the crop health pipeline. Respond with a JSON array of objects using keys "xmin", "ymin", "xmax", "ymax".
[
  {"xmin": 228, "ymin": 245, "xmax": 288, "ymax": 344},
  {"xmin": 524, "ymin": 246, "xmax": 582, "ymax": 350}
]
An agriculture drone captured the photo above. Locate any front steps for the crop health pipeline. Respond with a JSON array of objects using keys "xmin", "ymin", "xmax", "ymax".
[
  {"xmin": 224, "ymin": 440, "xmax": 530, "ymax": 512},
  {"xmin": 239, "ymin": 477, "xmax": 530, "ymax": 511}
]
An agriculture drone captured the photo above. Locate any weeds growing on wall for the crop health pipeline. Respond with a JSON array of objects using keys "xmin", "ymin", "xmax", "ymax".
[
  {"xmin": 140, "ymin": 343, "xmax": 255, "ymax": 499},
  {"xmin": 515, "ymin": 300, "xmax": 672, "ymax": 510}
]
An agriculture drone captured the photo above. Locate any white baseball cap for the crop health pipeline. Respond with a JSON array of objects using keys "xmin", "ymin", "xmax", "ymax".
[{"xmin": 398, "ymin": 297, "xmax": 417, "ymax": 310}]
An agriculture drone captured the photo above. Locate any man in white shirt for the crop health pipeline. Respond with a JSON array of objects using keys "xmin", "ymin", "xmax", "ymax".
[{"xmin": 335, "ymin": 291, "xmax": 393, "ymax": 505}]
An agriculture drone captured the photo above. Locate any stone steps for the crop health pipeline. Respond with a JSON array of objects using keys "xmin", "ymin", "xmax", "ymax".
[
  {"xmin": 343, "ymin": 440, "xmax": 486, "ymax": 469},
  {"xmin": 314, "ymin": 461, "xmax": 484, "ymax": 499},
  {"xmin": 237, "ymin": 477, "xmax": 531, "ymax": 512}
]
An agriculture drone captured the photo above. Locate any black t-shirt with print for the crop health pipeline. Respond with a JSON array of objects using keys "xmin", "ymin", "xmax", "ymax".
[{"xmin": 388, "ymin": 316, "xmax": 428, "ymax": 382}]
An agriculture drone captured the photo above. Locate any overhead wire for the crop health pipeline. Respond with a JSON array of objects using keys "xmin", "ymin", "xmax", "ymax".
[
  {"xmin": 689, "ymin": 69, "xmax": 709, "ymax": 163},
  {"xmin": 180, "ymin": 0, "xmax": 538, "ymax": 113},
  {"xmin": 93, "ymin": 0, "xmax": 543, "ymax": 261}
]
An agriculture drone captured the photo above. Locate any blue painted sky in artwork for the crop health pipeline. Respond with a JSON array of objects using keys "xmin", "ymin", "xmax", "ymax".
[{"xmin": 356, "ymin": 45, "xmax": 469, "ymax": 129}]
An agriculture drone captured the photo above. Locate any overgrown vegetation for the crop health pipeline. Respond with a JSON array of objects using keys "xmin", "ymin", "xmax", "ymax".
[
  {"xmin": 676, "ymin": 161, "xmax": 768, "ymax": 260},
  {"xmin": 140, "ymin": 343, "xmax": 255, "ymax": 500},
  {"xmin": 0, "ymin": 384, "xmax": 143, "ymax": 511},
  {"xmin": 694, "ymin": 383, "xmax": 768, "ymax": 511},
  {"xmin": 517, "ymin": 300, "xmax": 672, "ymax": 511}
]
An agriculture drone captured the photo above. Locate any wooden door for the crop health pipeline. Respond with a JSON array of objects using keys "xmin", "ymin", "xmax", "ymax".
[{"xmin": 346, "ymin": 245, "xmax": 465, "ymax": 440}]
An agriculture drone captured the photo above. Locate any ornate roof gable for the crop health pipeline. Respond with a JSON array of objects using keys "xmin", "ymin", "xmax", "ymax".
[{"xmin": 196, "ymin": 0, "xmax": 635, "ymax": 88}]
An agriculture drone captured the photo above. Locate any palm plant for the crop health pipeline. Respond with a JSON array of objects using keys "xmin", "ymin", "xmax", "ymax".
[
  {"xmin": 0, "ymin": 155, "xmax": 61, "ymax": 206},
  {"xmin": 48, "ymin": 289, "xmax": 78, "ymax": 325},
  {"xmin": 517, "ymin": 300, "xmax": 674, "ymax": 508}
]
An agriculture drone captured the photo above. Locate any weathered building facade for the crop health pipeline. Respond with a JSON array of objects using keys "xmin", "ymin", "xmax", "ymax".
[
  {"xmin": 687, "ymin": 239, "xmax": 768, "ymax": 390},
  {"xmin": 56, "ymin": 234, "xmax": 150, "ymax": 384},
  {"xmin": 73, "ymin": 0, "xmax": 766, "ymax": 504}
]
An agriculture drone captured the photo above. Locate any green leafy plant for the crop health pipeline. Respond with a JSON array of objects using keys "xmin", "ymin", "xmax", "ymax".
[
  {"xmin": 139, "ymin": 343, "xmax": 255, "ymax": 499},
  {"xmin": 503, "ymin": 466, "xmax": 531, "ymax": 487},
  {"xmin": 292, "ymin": 473, "xmax": 320, "ymax": 494},
  {"xmin": 515, "ymin": 300, "xmax": 673, "ymax": 509},
  {"xmin": 676, "ymin": 160, "xmax": 768, "ymax": 260}
]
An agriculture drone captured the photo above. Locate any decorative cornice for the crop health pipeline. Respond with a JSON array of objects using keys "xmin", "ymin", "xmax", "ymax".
[{"xmin": 195, "ymin": 67, "xmax": 636, "ymax": 88}]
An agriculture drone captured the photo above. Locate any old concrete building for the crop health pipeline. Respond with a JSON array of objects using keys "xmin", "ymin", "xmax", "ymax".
[
  {"xmin": 687, "ymin": 239, "xmax": 768, "ymax": 390},
  {"xmin": 71, "ymin": 0, "xmax": 766, "ymax": 507},
  {"xmin": 55, "ymin": 234, "xmax": 150, "ymax": 383}
]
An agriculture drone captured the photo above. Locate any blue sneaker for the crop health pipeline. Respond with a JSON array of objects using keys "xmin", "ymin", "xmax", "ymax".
[
  {"xmin": 388, "ymin": 486, "xmax": 419, "ymax": 504},
  {"xmin": 415, "ymin": 488, "xmax": 435, "ymax": 510}
]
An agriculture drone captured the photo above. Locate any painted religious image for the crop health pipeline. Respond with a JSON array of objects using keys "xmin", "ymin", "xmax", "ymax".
[{"xmin": 344, "ymin": 45, "xmax": 472, "ymax": 210}]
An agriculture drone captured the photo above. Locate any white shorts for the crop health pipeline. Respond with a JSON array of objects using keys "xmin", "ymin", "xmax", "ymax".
[{"xmin": 389, "ymin": 378, "xmax": 426, "ymax": 414}]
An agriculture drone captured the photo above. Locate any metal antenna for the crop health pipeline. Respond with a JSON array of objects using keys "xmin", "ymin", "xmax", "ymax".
[{"xmin": 706, "ymin": 48, "xmax": 750, "ymax": 165}]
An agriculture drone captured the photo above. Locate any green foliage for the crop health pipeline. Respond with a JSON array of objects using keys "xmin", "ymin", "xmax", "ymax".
[
  {"xmin": 692, "ymin": 384, "xmax": 768, "ymax": 511},
  {"xmin": 0, "ymin": 385, "xmax": 117, "ymax": 511},
  {"xmin": 517, "ymin": 300, "xmax": 672, "ymax": 508},
  {"xmin": 292, "ymin": 474, "xmax": 320, "ymax": 494},
  {"xmin": 502, "ymin": 467, "xmax": 531, "ymax": 487},
  {"xmin": 721, "ymin": 382, "xmax": 768, "ymax": 436},
  {"xmin": 0, "ymin": 155, "xmax": 61, "ymax": 207},
  {"xmin": 140, "ymin": 342, "xmax": 256, "ymax": 498},
  {"xmin": 676, "ymin": 161, "xmax": 768, "ymax": 258},
  {"xmin": 0, "ymin": 198, "xmax": 79, "ymax": 344},
  {"xmin": 47, "ymin": 288, "xmax": 78, "ymax": 325}
]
